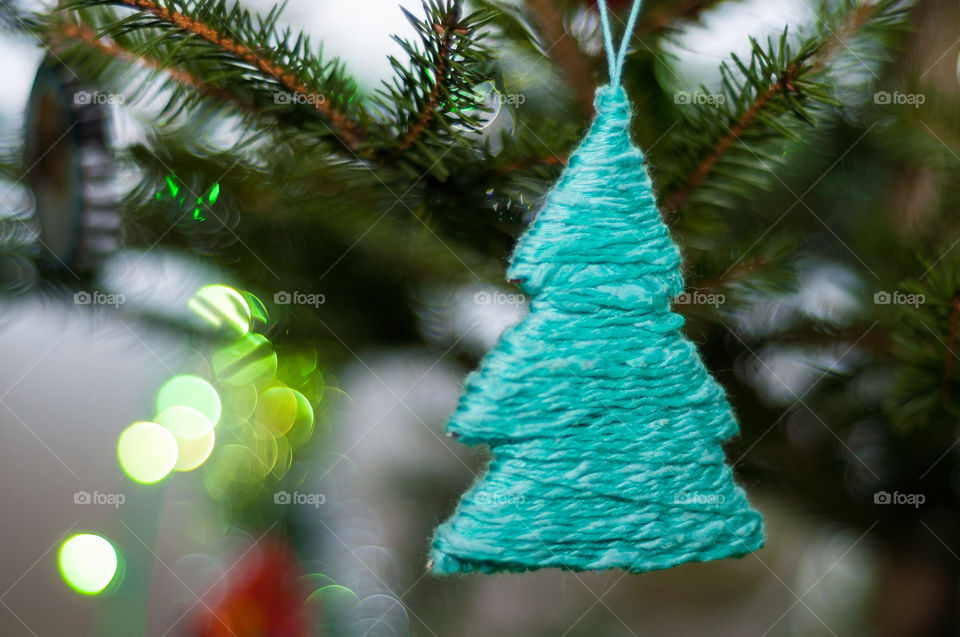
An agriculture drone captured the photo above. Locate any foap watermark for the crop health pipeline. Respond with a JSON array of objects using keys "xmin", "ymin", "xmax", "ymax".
[
  {"xmin": 274, "ymin": 92, "xmax": 327, "ymax": 106},
  {"xmin": 74, "ymin": 90, "xmax": 125, "ymax": 106},
  {"xmin": 274, "ymin": 291, "xmax": 325, "ymax": 307},
  {"xmin": 674, "ymin": 290, "xmax": 725, "ymax": 307},
  {"xmin": 874, "ymin": 290, "xmax": 924, "ymax": 307},
  {"xmin": 473, "ymin": 290, "xmax": 526, "ymax": 306},
  {"xmin": 274, "ymin": 490, "xmax": 325, "ymax": 507},
  {"xmin": 74, "ymin": 290, "xmax": 125, "ymax": 307},
  {"xmin": 474, "ymin": 493, "xmax": 526, "ymax": 506},
  {"xmin": 874, "ymin": 490, "xmax": 924, "ymax": 508},
  {"xmin": 674, "ymin": 491, "xmax": 726, "ymax": 507},
  {"xmin": 674, "ymin": 91, "xmax": 726, "ymax": 106},
  {"xmin": 74, "ymin": 490, "xmax": 125, "ymax": 508},
  {"xmin": 874, "ymin": 91, "xmax": 925, "ymax": 108},
  {"xmin": 492, "ymin": 91, "xmax": 526, "ymax": 107}
]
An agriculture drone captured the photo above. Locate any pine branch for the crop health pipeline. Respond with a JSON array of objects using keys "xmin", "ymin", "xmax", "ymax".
[
  {"xmin": 662, "ymin": 0, "xmax": 892, "ymax": 212},
  {"xmin": 374, "ymin": 0, "xmax": 495, "ymax": 175},
  {"xmin": 63, "ymin": 0, "xmax": 366, "ymax": 150},
  {"xmin": 116, "ymin": 0, "xmax": 360, "ymax": 146},
  {"xmin": 664, "ymin": 62, "xmax": 804, "ymax": 211},
  {"xmin": 54, "ymin": 20, "xmax": 233, "ymax": 101},
  {"xmin": 392, "ymin": 5, "xmax": 462, "ymax": 155},
  {"xmin": 886, "ymin": 254, "xmax": 960, "ymax": 431}
]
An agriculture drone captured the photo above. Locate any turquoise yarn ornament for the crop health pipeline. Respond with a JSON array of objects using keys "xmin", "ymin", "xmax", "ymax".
[{"xmin": 429, "ymin": 0, "xmax": 764, "ymax": 575}]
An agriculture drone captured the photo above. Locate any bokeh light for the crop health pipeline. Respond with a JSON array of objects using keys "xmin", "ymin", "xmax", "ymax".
[
  {"xmin": 156, "ymin": 374, "xmax": 222, "ymax": 426},
  {"xmin": 155, "ymin": 405, "xmax": 215, "ymax": 471},
  {"xmin": 220, "ymin": 382, "xmax": 258, "ymax": 421},
  {"xmin": 117, "ymin": 421, "xmax": 179, "ymax": 484},
  {"xmin": 287, "ymin": 390, "xmax": 316, "ymax": 449},
  {"xmin": 255, "ymin": 386, "xmax": 300, "ymax": 437},
  {"xmin": 212, "ymin": 333, "xmax": 278, "ymax": 386},
  {"xmin": 188, "ymin": 284, "xmax": 252, "ymax": 335},
  {"xmin": 58, "ymin": 534, "xmax": 119, "ymax": 595}
]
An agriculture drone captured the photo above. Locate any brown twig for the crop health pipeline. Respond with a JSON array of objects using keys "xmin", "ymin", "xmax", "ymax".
[
  {"xmin": 664, "ymin": 64, "xmax": 801, "ymax": 211},
  {"xmin": 117, "ymin": 0, "xmax": 363, "ymax": 149},
  {"xmin": 392, "ymin": 9, "xmax": 460, "ymax": 156},
  {"xmin": 526, "ymin": 0, "xmax": 596, "ymax": 118},
  {"xmin": 664, "ymin": 2, "xmax": 879, "ymax": 211},
  {"xmin": 943, "ymin": 290, "xmax": 960, "ymax": 404},
  {"xmin": 496, "ymin": 154, "xmax": 567, "ymax": 174},
  {"xmin": 58, "ymin": 21, "xmax": 234, "ymax": 102},
  {"xmin": 633, "ymin": 0, "xmax": 729, "ymax": 37},
  {"xmin": 694, "ymin": 256, "xmax": 770, "ymax": 291}
]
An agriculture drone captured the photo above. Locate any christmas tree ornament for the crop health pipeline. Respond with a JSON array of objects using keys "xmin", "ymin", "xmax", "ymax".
[
  {"xmin": 24, "ymin": 58, "xmax": 120, "ymax": 273},
  {"xmin": 429, "ymin": 0, "xmax": 764, "ymax": 575}
]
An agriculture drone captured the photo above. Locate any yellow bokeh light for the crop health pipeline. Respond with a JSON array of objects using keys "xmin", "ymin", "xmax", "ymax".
[
  {"xmin": 255, "ymin": 387, "xmax": 299, "ymax": 437},
  {"xmin": 117, "ymin": 421, "xmax": 179, "ymax": 484},
  {"xmin": 155, "ymin": 406, "xmax": 215, "ymax": 471}
]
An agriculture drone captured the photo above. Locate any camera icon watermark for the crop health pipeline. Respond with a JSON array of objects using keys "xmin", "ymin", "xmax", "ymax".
[
  {"xmin": 74, "ymin": 291, "xmax": 125, "ymax": 307},
  {"xmin": 873, "ymin": 290, "xmax": 924, "ymax": 307},
  {"xmin": 874, "ymin": 490, "xmax": 924, "ymax": 508},
  {"xmin": 74, "ymin": 490, "xmax": 125, "ymax": 508},
  {"xmin": 274, "ymin": 490, "xmax": 325, "ymax": 507},
  {"xmin": 473, "ymin": 290, "xmax": 526, "ymax": 306},
  {"xmin": 674, "ymin": 91, "xmax": 726, "ymax": 106},
  {"xmin": 73, "ymin": 90, "xmax": 125, "ymax": 106},
  {"xmin": 674, "ymin": 290, "xmax": 725, "ymax": 307},
  {"xmin": 874, "ymin": 90, "xmax": 925, "ymax": 108},
  {"xmin": 274, "ymin": 92, "xmax": 327, "ymax": 106},
  {"xmin": 274, "ymin": 290, "xmax": 325, "ymax": 307}
]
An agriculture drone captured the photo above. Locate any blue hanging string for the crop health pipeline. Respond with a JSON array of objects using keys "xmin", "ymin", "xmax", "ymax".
[
  {"xmin": 597, "ymin": 0, "xmax": 644, "ymax": 85},
  {"xmin": 596, "ymin": 0, "xmax": 618, "ymax": 83}
]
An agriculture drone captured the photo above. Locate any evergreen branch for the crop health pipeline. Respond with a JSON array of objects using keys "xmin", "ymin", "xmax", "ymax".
[
  {"xmin": 886, "ymin": 254, "xmax": 960, "ymax": 431},
  {"xmin": 392, "ymin": 5, "xmax": 461, "ymax": 155},
  {"xmin": 374, "ymin": 0, "xmax": 494, "ymax": 176},
  {"xmin": 114, "ymin": 0, "xmax": 362, "ymax": 147},
  {"xmin": 665, "ymin": 62, "xmax": 803, "ymax": 211},
  {"xmin": 661, "ymin": 0, "xmax": 899, "ymax": 212},
  {"xmin": 55, "ymin": 20, "xmax": 232, "ymax": 101},
  {"xmin": 63, "ymin": 0, "xmax": 366, "ymax": 150}
]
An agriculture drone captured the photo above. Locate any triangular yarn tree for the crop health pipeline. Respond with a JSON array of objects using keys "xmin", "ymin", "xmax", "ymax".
[{"xmin": 429, "ymin": 0, "xmax": 764, "ymax": 575}]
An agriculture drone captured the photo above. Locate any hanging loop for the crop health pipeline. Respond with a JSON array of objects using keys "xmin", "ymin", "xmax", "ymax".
[{"xmin": 596, "ymin": 0, "xmax": 643, "ymax": 86}]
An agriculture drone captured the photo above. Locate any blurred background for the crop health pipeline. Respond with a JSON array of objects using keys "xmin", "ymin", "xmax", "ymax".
[{"xmin": 0, "ymin": 0, "xmax": 958, "ymax": 635}]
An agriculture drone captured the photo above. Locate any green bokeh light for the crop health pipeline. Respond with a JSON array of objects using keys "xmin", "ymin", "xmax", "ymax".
[
  {"xmin": 287, "ymin": 389, "xmax": 316, "ymax": 449},
  {"xmin": 156, "ymin": 375, "xmax": 222, "ymax": 427},
  {"xmin": 155, "ymin": 406, "xmax": 215, "ymax": 471},
  {"xmin": 188, "ymin": 285, "xmax": 252, "ymax": 336},
  {"xmin": 117, "ymin": 421, "xmax": 179, "ymax": 484},
  {"xmin": 212, "ymin": 333, "xmax": 277, "ymax": 386},
  {"xmin": 59, "ymin": 534, "xmax": 119, "ymax": 595}
]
